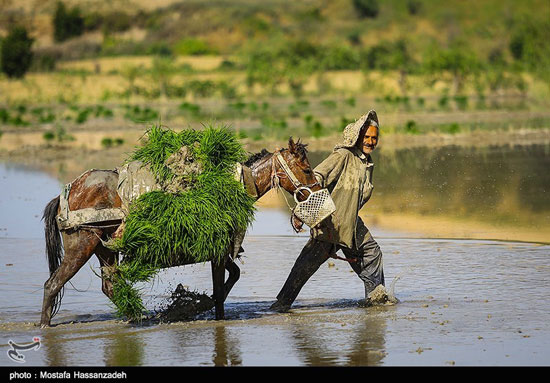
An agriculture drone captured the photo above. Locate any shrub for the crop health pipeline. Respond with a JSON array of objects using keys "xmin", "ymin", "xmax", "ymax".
[
  {"xmin": 1, "ymin": 26, "xmax": 34, "ymax": 79},
  {"xmin": 453, "ymin": 95, "xmax": 468, "ymax": 110},
  {"xmin": 43, "ymin": 131, "xmax": 55, "ymax": 142},
  {"xmin": 101, "ymin": 137, "xmax": 113, "ymax": 148},
  {"xmin": 179, "ymin": 102, "xmax": 201, "ymax": 118},
  {"xmin": 303, "ymin": 114, "xmax": 324, "ymax": 138},
  {"xmin": 406, "ymin": 0, "xmax": 422, "ymax": 15},
  {"xmin": 43, "ymin": 126, "xmax": 74, "ymax": 142},
  {"xmin": 186, "ymin": 80, "xmax": 217, "ymax": 98},
  {"xmin": 404, "ymin": 120, "xmax": 419, "ymax": 134},
  {"xmin": 174, "ymin": 39, "xmax": 217, "ymax": 56},
  {"xmin": 32, "ymin": 107, "xmax": 56, "ymax": 123},
  {"xmin": 320, "ymin": 45, "xmax": 360, "ymax": 70},
  {"xmin": 438, "ymin": 95, "xmax": 449, "ymax": 109},
  {"xmin": 101, "ymin": 11, "xmax": 132, "ymax": 35},
  {"xmin": 124, "ymin": 105, "xmax": 159, "ymax": 122},
  {"xmin": 321, "ymin": 100, "xmax": 337, "ymax": 109},
  {"xmin": 219, "ymin": 82, "xmax": 239, "ymax": 99},
  {"xmin": 75, "ymin": 108, "xmax": 90, "ymax": 124},
  {"xmin": 0, "ymin": 108, "xmax": 9, "ymax": 123},
  {"xmin": 442, "ymin": 123, "xmax": 461, "ymax": 134},
  {"xmin": 353, "ymin": 0, "xmax": 379, "ymax": 19},
  {"xmin": 345, "ymin": 97, "xmax": 356, "ymax": 107},
  {"xmin": 101, "ymin": 137, "xmax": 124, "ymax": 148}
]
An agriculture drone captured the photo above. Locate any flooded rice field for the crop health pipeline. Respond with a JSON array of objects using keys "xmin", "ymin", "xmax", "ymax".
[{"xmin": 1, "ymin": 151, "xmax": 550, "ymax": 366}]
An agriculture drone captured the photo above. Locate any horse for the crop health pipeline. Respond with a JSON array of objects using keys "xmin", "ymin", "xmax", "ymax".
[{"xmin": 40, "ymin": 137, "xmax": 321, "ymax": 327}]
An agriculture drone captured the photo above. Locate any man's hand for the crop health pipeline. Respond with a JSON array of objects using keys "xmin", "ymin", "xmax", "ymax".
[{"xmin": 291, "ymin": 215, "xmax": 304, "ymax": 233}]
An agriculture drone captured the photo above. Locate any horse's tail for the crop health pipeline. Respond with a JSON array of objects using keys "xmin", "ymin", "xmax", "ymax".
[{"xmin": 43, "ymin": 196, "xmax": 64, "ymax": 317}]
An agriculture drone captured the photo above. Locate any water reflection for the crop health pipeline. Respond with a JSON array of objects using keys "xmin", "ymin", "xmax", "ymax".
[
  {"xmin": 212, "ymin": 326, "xmax": 242, "ymax": 366},
  {"xmin": 105, "ymin": 330, "xmax": 146, "ymax": 366},
  {"xmin": 344, "ymin": 311, "xmax": 388, "ymax": 365},
  {"xmin": 289, "ymin": 308, "xmax": 388, "ymax": 366},
  {"xmin": 42, "ymin": 331, "xmax": 65, "ymax": 366}
]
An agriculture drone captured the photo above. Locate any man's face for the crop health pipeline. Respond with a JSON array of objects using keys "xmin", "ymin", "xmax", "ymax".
[{"xmin": 358, "ymin": 125, "xmax": 379, "ymax": 155}]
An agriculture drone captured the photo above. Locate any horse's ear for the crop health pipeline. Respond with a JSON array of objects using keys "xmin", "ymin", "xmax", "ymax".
[{"xmin": 288, "ymin": 137, "xmax": 296, "ymax": 154}]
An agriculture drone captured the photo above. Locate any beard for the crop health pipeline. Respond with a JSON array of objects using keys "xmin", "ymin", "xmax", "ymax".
[{"xmin": 362, "ymin": 144, "xmax": 375, "ymax": 154}]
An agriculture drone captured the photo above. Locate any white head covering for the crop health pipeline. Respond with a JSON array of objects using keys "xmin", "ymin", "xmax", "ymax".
[{"xmin": 335, "ymin": 110, "xmax": 379, "ymax": 150}]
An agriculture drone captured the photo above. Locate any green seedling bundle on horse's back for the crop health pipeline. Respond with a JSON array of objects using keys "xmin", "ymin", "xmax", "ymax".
[
  {"xmin": 107, "ymin": 126, "xmax": 256, "ymax": 319},
  {"xmin": 112, "ymin": 125, "xmax": 256, "ymax": 265}
]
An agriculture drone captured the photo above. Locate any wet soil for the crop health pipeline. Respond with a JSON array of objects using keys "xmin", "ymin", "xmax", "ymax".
[{"xmin": 155, "ymin": 284, "xmax": 214, "ymax": 323}]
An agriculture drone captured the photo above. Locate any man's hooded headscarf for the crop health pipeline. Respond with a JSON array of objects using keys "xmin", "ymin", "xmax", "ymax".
[{"xmin": 334, "ymin": 110, "xmax": 379, "ymax": 150}]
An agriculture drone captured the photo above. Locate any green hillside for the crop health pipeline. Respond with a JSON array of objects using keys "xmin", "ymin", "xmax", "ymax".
[{"xmin": 2, "ymin": 0, "xmax": 549, "ymax": 81}]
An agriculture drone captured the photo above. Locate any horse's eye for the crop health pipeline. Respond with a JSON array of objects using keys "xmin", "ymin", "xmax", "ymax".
[{"xmin": 304, "ymin": 169, "xmax": 312, "ymax": 175}]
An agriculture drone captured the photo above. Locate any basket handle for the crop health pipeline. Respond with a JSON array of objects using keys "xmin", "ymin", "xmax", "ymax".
[{"xmin": 293, "ymin": 186, "xmax": 313, "ymax": 204}]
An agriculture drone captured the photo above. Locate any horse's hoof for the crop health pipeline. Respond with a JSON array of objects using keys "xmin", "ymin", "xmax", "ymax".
[{"xmin": 269, "ymin": 301, "xmax": 291, "ymax": 313}]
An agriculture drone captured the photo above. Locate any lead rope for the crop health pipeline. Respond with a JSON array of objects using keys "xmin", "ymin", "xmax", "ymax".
[
  {"xmin": 271, "ymin": 151, "xmax": 300, "ymax": 233},
  {"xmin": 270, "ymin": 151, "xmax": 324, "ymax": 233}
]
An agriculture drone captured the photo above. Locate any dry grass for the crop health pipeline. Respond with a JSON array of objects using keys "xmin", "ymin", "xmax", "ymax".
[{"xmin": 56, "ymin": 55, "xmax": 225, "ymax": 72}]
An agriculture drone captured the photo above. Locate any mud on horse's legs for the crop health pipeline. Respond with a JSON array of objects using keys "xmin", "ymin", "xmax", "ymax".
[{"xmin": 41, "ymin": 230, "xmax": 100, "ymax": 327}]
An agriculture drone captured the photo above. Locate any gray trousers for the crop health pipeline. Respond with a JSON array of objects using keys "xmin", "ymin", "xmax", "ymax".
[{"xmin": 272, "ymin": 235, "xmax": 384, "ymax": 310}]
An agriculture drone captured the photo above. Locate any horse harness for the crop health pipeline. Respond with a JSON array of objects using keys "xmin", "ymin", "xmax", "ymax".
[{"xmin": 270, "ymin": 150, "xmax": 336, "ymax": 233}]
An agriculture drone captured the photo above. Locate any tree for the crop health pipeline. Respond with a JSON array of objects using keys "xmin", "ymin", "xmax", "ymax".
[
  {"xmin": 361, "ymin": 39, "xmax": 417, "ymax": 95},
  {"xmin": 509, "ymin": 19, "xmax": 550, "ymax": 87},
  {"xmin": 53, "ymin": 1, "xmax": 84, "ymax": 42},
  {"xmin": 245, "ymin": 40, "xmax": 320, "ymax": 97},
  {"xmin": 1, "ymin": 26, "xmax": 34, "ymax": 79},
  {"xmin": 425, "ymin": 43, "xmax": 481, "ymax": 95}
]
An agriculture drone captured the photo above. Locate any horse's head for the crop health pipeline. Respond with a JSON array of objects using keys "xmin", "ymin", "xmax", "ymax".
[
  {"xmin": 272, "ymin": 137, "xmax": 321, "ymax": 201},
  {"xmin": 245, "ymin": 138, "xmax": 335, "ymax": 231}
]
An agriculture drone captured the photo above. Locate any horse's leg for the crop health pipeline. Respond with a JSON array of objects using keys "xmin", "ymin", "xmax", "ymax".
[
  {"xmin": 223, "ymin": 257, "xmax": 240, "ymax": 301},
  {"xmin": 40, "ymin": 230, "xmax": 100, "ymax": 327},
  {"xmin": 211, "ymin": 258, "xmax": 226, "ymax": 320},
  {"xmin": 94, "ymin": 243, "xmax": 119, "ymax": 300}
]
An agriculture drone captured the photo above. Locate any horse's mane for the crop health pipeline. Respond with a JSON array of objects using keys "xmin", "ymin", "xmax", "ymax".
[
  {"xmin": 244, "ymin": 149, "xmax": 271, "ymax": 167},
  {"xmin": 292, "ymin": 138, "xmax": 309, "ymax": 160},
  {"xmin": 244, "ymin": 139, "xmax": 308, "ymax": 167}
]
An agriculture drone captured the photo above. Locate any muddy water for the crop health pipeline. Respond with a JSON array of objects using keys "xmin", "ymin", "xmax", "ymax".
[{"xmin": 1, "ymin": 163, "xmax": 550, "ymax": 366}]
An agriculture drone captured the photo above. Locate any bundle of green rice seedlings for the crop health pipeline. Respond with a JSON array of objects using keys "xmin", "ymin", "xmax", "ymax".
[{"xmin": 108, "ymin": 124, "xmax": 256, "ymax": 321}]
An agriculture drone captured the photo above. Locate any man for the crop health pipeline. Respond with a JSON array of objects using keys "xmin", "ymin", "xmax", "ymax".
[{"xmin": 270, "ymin": 110, "xmax": 384, "ymax": 311}]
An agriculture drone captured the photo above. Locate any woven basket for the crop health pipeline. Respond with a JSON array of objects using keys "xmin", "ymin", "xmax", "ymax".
[{"xmin": 293, "ymin": 187, "xmax": 336, "ymax": 228}]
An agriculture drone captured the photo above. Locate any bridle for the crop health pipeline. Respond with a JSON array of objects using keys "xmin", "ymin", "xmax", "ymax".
[
  {"xmin": 270, "ymin": 150, "xmax": 319, "ymax": 199},
  {"xmin": 270, "ymin": 150, "xmax": 327, "ymax": 232}
]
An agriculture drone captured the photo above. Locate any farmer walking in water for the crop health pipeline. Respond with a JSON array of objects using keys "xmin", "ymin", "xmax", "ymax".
[{"xmin": 271, "ymin": 110, "xmax": 384, "ymax": 311}]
